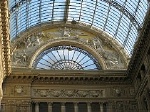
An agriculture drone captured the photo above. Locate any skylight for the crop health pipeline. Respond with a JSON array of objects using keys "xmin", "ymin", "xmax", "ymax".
[{"xmin": 9, "ymin": 0, "xmax": 149, "ymax": 55}]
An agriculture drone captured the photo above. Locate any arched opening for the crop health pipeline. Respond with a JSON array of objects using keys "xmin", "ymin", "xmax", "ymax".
[{"xmin": 33, "ymin": 45, "xmax": 101, "ymax": 70}]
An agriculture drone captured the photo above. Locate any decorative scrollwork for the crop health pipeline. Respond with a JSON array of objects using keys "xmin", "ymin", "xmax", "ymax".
[
  {"xmin": 77, "ymin": 90, "xmax": 88, "ymax": 97},
  {"xmin": 50, "ymin": 90, "xmax": 62, "ymax": 97},
  {"xmin": 32, "ymin": 89, "xmax": 105, "ymax": 98}
]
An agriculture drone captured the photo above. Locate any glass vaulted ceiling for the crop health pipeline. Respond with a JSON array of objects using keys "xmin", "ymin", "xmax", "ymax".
[{"xmin": 9, "ymin": 0, "xmax": 149, "ymax": 55}]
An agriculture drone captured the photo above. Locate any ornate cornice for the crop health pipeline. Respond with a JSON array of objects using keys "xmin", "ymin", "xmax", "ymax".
[{"xmin": 4, "ymin": 68, "xmax": 131, "ymax": 84}]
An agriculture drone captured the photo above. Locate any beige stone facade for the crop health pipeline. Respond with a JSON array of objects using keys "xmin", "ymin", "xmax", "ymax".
[{"xmin": 0, "ymin": 0, "xmax": 150, "ymax": 112}]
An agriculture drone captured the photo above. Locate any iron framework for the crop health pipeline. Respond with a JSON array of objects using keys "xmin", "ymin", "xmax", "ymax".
[
  {"xmin": 33, "ymin": 45, "xmax": 101, "ymax": 70},
  {"xmin": 9, "ymin": 0, "xmax": 149, "ymax": 55}
]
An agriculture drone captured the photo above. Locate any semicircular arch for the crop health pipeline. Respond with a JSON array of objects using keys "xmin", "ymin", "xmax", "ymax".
[
  {"xmin": 29, "ymin": 40, "xmax": 107, "ymax": 70},
  {"xmin": 11, "ymin": 23, "xmax": 129, "ymax": 70}
]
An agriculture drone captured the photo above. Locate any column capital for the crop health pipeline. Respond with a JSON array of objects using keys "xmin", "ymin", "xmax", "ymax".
[
  {"xmin": 34, "ymin": 101, "xmax": 40, "ymax": 105},
  {"xmin": 61, "ymin": 102, "xmax": 66, "ymax": 112},
  {"xmin": 87, "ymin": 102, "xmax": 92, "ymax": 104},
  {"xmin": 48, "ymin": 102, "xmax": 52, "ymax": 112},
  {"xmin": 87, "ymin": 102, "xmax": 91, "ymax": 112},
  {"xmin": 99, "ymin": 102, "xmax": 104, "ymax": 112},
  {"xmin": 61, "ymin": 102, "xmax": 66, "ymax": 106},
  {"xmin": 107, "ymin": 100, "xmax": 113, "ymax": 103},
  {"xmin": 35, "ymin": 102, "xmax": 39, "ymax": 112},
  {"xmin": 74, "ymin": 102, "xmax": 78, "ymax": 112},
  {"xmin": 74, "ymin": 102, "xmax": 78, "ymax": 105},
  {"xmin": 47, "ymin": 102, "xmax": 53, "ymax": 105},
  {"xmin": 99, "ymin": 102, "xmax": 104, "ymax": 105}
]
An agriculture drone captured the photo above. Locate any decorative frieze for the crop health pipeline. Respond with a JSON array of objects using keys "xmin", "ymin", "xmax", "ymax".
[{"xmin": 32, "ymin": 89, "xmax": 105, "ymax": 98}]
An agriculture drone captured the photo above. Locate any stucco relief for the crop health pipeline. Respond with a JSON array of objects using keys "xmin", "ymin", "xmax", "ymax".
[
  {"xmin": 89, "ymin": 90, "xmax": 103, "ymax": 97},
  {"xmin": 32, "ymin": 89, "xmax": 105, "ymax": 98},
  {"xmin": 15, "ymin": 86, "xmax": 23, "ymax": 94},
  {"xmin": 26, "ymin": 34, "xmax": 41, "ymax": 48},
  {"xmin": 102, "ymin": 50, "xmax": 125, "ymax": 69},
  {"xmin": 112, "ymin": 87, "xmax": 131, "ymax": 97},
  {"xmin": 62, "ymin": 27, "xmax": 71, "ymax": 37},
  {"xmin": 92, "ymin": 37, "xmax": 125, "ymax": 69},
  {"xmin": 92, "ymin": 37, "xmax": 103, "ymax": 50},
  {"xmin": 4, "ymin": 85, "xmax": 29, "ymax": 97},
  {"xmin": 64, "ymin": 90, "xmax": 76, "ymax": 97},
  {"xmin": 50, "ymin": 89, "xmax": 62, "ymax": 97},
  {"xmin": 11, "ymin": 27, "xmax": 127, "ymax": 69},
  {"xmin": 12, "ymin": 50, "xmax": 28, "ymax": 66},
  {"xmin": 11, "ymin": 33, "xmax": 44, "ymax": 66},
  {"xmin": 44, "ymin": 27, "xmax": 79, "ymax": 39}
]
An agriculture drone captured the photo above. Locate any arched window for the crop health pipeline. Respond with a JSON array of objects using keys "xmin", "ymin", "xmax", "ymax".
[{"xmin": 33, "ymin": 45, "xmax": 101, "ymax": 70}]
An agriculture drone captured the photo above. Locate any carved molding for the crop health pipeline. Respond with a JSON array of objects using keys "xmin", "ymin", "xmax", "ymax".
[
  {"xmin": 7, "ymin": 100, "xmax": 30, "ymax": 105},
  {"xmin": 5, "ymin": 68, "xmax": 130, "ymax": 84}
]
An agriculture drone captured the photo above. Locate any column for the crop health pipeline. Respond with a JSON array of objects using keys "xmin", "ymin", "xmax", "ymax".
[
  {"xmin": 48, "ymin": 102, "xmax": 52, "ymax": 112},
  {"xmin": 27, "ymin": 102, "xmax": 31, "ymax": 112},
  {"xmin": 112, "ymin": 102, "xmax": 116, "ymax": 112},
  {"xmin": 1, "ymin": 104, "xmax": 5, "ymax": 112},
  {"xmin": 123, "ymin": 101, "xmax": 129, "ymax": 112},
  {"xmin": 107, "ymin": 101, "xmax": 113, "ymax": 112},
  {"xmin": 103, "ymin": 102, "xmax": 108, "ymax": 112},
  {"xmin": 99, "ymin": 102, "xmax": 103, "ymax": 112},
  {"xmin": 35, "ymin": 102, "xmax": 39, "ymax": 112},
  {"xmin": 87, "ymin": 102, "xmax": 91, "ymax": 112},
  {"xmin": 61, "ymin": 103, "xmax": 66, "ymax": 112},
  {"xmin": 30, "ymin": 102, "xmax": 33, "ymax": 112},
  {"xmin": 74, "ymin": 102, "xmax": 78, "ymax": 112}
]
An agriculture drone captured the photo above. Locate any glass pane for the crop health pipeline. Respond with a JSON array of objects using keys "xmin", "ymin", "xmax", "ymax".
[
  {"xmin": 33, "ymin": 46, "xmax": 101, "ymax": 70},
  {"xmin": 9, "ymin": 0, "xmax": 149, "ymax": 55}
]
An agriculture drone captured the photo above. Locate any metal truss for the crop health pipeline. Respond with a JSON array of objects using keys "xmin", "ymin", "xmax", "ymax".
[{"xmin": 9, "ymin": 0, "xmax": 149, "ymax": 55}]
